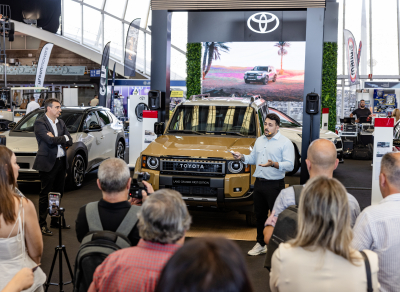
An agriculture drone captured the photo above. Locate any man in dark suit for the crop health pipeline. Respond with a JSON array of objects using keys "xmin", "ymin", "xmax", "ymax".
[{"xmin": 33, "ymin": 98, "xmax": 73, "ymax": 236}]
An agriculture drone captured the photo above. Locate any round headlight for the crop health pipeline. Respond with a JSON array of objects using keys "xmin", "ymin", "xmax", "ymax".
[
  {"xmin": 147, "ymin": 157, "xmax": 159, "ymax": 169},
  {"xmin": 228, "ymin": 161, "xmax": 243, "ymax": 173}
]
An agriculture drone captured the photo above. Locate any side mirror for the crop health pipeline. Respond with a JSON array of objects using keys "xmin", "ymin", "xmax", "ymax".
[
  {"xmin": 8, "ymin": 122, "xmax": 16, "ymax": 130},
  {"xmin": 154, "ymin": 122, "xmax": 165, "ymax": 135},
  {"xmin": 84, "ymin": 124, "xmax": 102, "ymax": 133}
]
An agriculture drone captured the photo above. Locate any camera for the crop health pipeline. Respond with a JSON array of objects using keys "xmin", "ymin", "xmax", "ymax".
[
  {"xmin": 129, "ymin": 172, "xmax": 151, "ymax": 199},
  {"xmin": 48, "ymin": 193, "xmax": 61, "ymax": 217}
]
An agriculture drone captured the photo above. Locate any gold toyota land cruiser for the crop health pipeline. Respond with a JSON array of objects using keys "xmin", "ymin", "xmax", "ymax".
[{"xmin": 135, "ymin": 95, "xmax": 273, "ymax": 225}]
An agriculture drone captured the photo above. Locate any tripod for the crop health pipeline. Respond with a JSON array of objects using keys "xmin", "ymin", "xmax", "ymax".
[{"xmin": 44, "ymin": 208, "xmax": 74, "ymax": 292}]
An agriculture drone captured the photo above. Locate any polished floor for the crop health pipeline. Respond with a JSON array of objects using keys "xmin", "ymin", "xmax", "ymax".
[{"xmin": 19, "ymin": 158, "xmax": 373, "ymax": 292}]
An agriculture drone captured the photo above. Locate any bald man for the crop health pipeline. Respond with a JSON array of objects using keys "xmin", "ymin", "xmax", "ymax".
[{"xmin": 263, "ymin": 138, "xmax": 360, "ymax": 244}]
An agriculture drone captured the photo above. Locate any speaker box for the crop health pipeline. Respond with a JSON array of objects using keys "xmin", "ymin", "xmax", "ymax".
[{"xmin": 148, "ymin": 90, "xmax": 161, "ymax": 110}]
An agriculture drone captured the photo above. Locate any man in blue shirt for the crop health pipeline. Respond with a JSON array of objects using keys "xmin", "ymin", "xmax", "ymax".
[{"xmin": 232, "ymin": 113, "xmax": 294, "ymax": 255}]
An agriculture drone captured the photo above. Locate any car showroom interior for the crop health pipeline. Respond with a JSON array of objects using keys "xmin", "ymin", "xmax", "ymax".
[{"xmin": 0, "ymin": 0, "xmax": 399, "ymax": 292}]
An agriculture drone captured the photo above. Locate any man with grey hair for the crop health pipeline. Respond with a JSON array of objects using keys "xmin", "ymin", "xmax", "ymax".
[
  {"xmin": 352, "ymin": 152, "xmax": 400, "ymax": 292},
  {"xmin": 88, "ymin": 188, "xmax": 191, "ymax": 292},
  {"xmin": 263, "ymin": 138, "xmax": 360, "ymax": 245},
  {"xmin": 75, "ymin": 158, "xmax": 152, "ymax": 245}
]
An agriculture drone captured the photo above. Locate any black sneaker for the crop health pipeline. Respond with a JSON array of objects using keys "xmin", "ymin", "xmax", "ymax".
[{"xmin": 41, "ymin": 226, "xmax": 53, "ymax": 236}]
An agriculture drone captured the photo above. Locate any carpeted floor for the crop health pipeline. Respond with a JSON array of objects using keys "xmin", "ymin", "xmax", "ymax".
[{"xmin": 19, "ymin": 158, "xmax": 372, "ymax": 292}]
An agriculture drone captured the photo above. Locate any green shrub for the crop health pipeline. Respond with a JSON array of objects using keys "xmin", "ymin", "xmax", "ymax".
[
  {"xmin": 186, "ymin": 43, "xmax": 202, "ymax": 98},
  {"xmin": 321, "ymin": 42, "xmax": 338, "ymax": 132}
]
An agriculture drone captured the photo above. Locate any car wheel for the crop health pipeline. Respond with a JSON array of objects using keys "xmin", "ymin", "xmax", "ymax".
[
  {"xmin": 115, "ymin": 140, "xmax": 125, "ymax": 160},
  {"xmin": 246, "ymin": 212, "xmax": 257, "ymax": 227},
  {"xmin": 286, "ymin": 147, "xmax": 300, "ymax": 176},
  {"xmin": 245, "ymin": 80, "xmax": 250, "ymax": 84},
  {"xmin": 69, "ymin": 154, "xmax": 85, "ymax": 189},
  {"xmin": 262, "ymin": 76, "xmax": 268, "ymax": 85},
  {"xmin": 273, "ymin": 75, "xmax": 277, "ymax": 82}
]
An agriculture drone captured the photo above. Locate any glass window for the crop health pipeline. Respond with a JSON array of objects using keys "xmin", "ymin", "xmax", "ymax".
[
  {"xmin": 63, "ymin": 0, "xmax": 82, "ymax": 42},
  {"xmin": 124, "ymin": 0, "xmax": 150, "ymax": 27},
  {"xmin": 14, "ymin": 112, "xmax": 44, "ymax": 132},
  {"xmin": 268, "ymin": 108, "xmax": 301, "ymax": 127},
  {"xmin": 168, "ymin": 105, "xmax": 256, "ymax": 136},
  {"xmin": 104, "ymin": 0, "xmax": 127, "ymax": 18},
  {"xmin": 83, "ymin": 0, "xmax": 104, "ymax": 9},
  {"xmin": 104, "ymin": 15, "xmax": 123, "ymax": 61},
  {"xmin": 371, "ymin": 0, "xmax": 398, "ymax": 75},
  {"xmin": 171, "ymin": 12, "xmax": 188, "ymax": 52},
  {"xmin": 83, "ymin": 6, "xmax": 102, "ymax": 51},
  {"xmin": 258, "ymin": 109, "xmax": 264, "ymax": 135},
  {"xmin": 83, "ymin": 112, "xmax": 100, "ymax": 130},
  {"xmin": 107, "ymin": 112, "xmax": 114, "ymax": 123},
  {"xmin": 98, "ymin": 111, "xmax": 111, "ymax": 126}
]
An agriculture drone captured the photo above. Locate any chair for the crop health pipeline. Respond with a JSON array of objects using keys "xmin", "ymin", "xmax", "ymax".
[{"xmin": 19, "ymin": 99, "xmax": 28, "ymax": 109}]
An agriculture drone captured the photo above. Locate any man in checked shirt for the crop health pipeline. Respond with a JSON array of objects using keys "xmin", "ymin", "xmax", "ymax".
[
  {"xmin": 352, "ymin": 152, "xmax": 400, "ymax": 292},
  {"xmin": 88, "ymin": 189, "xmax": 191, "ymax": 292}
]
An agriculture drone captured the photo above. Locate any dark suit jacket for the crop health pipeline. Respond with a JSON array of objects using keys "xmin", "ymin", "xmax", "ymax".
[{"xmin": 33, "ymin": 115, "xmax": 73, "ymax": 172}]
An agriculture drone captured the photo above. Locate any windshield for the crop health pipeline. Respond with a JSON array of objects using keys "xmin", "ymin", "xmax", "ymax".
[
  {"xmin": 13, "ymin": 111, "xmax": 84, "ymax": 133},
  {"xmin": 253, "ymin": 66, "xmax": 268, "ymax": 71},
  {"xmin": 168, "ymin": 105, "xmax": 257, "ymax": 136},
  {"xmin": 268, "ymin": 108, "xmax": 301, "ymax": 128}
]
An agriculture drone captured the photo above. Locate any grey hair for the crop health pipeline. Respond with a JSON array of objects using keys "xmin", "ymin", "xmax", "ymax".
[
  {"xmin": 98, "ymin": 158, "xmax": 130, "ymax": 193},
  {"xmin": 138, "ymin": 189, "xmax": 191, "ymax": 244},
  {"xmin": 381, "ymin": 152, "xmax": 400, "ymax": 189}
]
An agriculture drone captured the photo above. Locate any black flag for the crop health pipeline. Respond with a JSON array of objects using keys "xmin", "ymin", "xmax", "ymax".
[
  {"xmin": 110, "ymin": 62, "xmax": 116, "ymax": 114},
  {"xmin": 99, "ymin": 42, "xmax": 111, "ymax": 107},
  {"xmin": 124, "ymin": 19, "xmax": 141, "ymax": 77}
]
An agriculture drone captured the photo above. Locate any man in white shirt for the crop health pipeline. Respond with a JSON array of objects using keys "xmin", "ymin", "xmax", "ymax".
[
  {"xmin": 90, "ymin": 95, "xmax": 99, "ymax": 106},
  {"xmin": 232, "ymin": 113, "xmax": 295, "ymax": 256},
  {"xmin": 26, "ymin": 96, "xmax": 40, "ymax": 114},
  {"xmin": 263, "ymin": 139, "xmax": 360, "ymax": 244},
  {"xmin": 352, "ymin": 152, "xmax": 400, "ymax": 292}
]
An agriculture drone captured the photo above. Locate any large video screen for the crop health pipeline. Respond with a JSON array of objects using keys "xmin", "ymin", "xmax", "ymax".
[{"xmin": 201, "ymin": 42, "xmax": 305, "ymax": 101}]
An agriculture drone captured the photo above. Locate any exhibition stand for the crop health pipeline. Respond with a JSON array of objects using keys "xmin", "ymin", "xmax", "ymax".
[{"xmin": 371, "ymin": 118, "xmax": 394, "ymax": 205}]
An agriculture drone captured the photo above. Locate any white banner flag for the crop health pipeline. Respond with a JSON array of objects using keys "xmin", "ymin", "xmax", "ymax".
[
  {"xmin": 343, "ymin": 29, "xmax": 360, "ymax": 86},
  {"xmin": 35, "ymin": 43, "xmax": 54, "ymax": 93}
]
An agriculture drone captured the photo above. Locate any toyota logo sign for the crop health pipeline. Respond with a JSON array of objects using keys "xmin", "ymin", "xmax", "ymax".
[{"xmin": 247, "ymin": 12, "xmax": 279, "ymax": 34}]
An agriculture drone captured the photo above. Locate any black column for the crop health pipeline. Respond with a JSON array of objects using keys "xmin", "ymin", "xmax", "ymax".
[{"xmin": 150, "ymin": 10, "xmax": 171, "ymax": 124}]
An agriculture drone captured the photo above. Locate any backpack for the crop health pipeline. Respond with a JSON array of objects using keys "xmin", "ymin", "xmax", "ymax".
[
  {"xmin": 264, "ymin": 185, "xmax": 303, "ymax": 271},
  {"xmin": 73, "ymin": 202, "xmax": 140, "ymax": 292}
]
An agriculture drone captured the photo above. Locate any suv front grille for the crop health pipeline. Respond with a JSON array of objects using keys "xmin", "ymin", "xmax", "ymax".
[
  {"xmin": 166, "ymin": 185, "xmax": 218, "ymax": 197},
  {"xmin": 161, "ymin": 159, "xmax": 225, "ymax": 175}
]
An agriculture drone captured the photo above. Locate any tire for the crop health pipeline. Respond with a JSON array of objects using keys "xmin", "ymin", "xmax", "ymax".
[
  {"xmin": 262, "ymin": 76, "xmax": 268, "ymax": 85},
  {"xmin": 68, "ymin": 154, "xmax": 85, "ymax": 189},
  {"xmin": 286, "ymin": 147, "xmax": 300, "ymax": 176},
  {"xmin": 246, "ymin": 212, "xmax": 257, "ymax": 227},
  {"xmin": 245, "ymin": 80, "xmax": 250, "ymax": 84},
  {"xmin": 273, "ymin": 75, "xmax": 277, "ymax": 82},
  {"xmin": 115, "ymin": 140, "xmax": 125, "ymax": 160}
]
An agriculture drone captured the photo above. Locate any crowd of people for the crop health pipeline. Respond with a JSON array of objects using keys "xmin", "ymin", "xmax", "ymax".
[{"xmin": 0, "ymin": 136, "xmax": 400, "ymax": 291}]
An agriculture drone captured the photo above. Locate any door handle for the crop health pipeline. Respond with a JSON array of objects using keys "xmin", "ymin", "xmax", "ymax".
[
  {"xmin": 101, "ymin": 135, "xmax": 104, "ymax": 139},
  {"xmin": 114, "ymin": 130, "xmax": 117, "ymax": 134}
]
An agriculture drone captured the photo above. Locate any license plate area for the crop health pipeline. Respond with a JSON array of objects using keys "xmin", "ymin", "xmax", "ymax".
[{"xmin": 172, "ymin": 178, "xmax": 210, "ymax": 186}]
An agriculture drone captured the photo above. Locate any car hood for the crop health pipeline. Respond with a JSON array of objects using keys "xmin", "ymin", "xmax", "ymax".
[
  {"xmin": 245, "ymin": 71, "xmax": 265, "ymax": 74},
  {"xmin": 279, "ymin": 127, "xmax": 339, "ymax": 139},
  {"xmin": 4, "ymin": 132, "xmax": 79, "ymax": 153},
  {"xmin": 142, "ymin": 134, "xmax": 255, "ymax": 158}
]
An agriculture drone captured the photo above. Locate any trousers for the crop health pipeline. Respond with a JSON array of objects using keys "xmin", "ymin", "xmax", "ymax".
[
  {"xmin": 38, "ymin": 156, "xmax": 66, "ymax": 227},
  {"xmin": 253, "ymin": 177, "xmax": 285, "ymax": 246}
]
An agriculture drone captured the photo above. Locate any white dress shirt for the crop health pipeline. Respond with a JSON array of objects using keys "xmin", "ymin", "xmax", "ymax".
[
  {"xmin": 352, "ymin": 193, "xmax": 400, "ymax": 292},
  {"xmin": 45, "ymin": 114, "xmax": 69, "ymax": 158},
  {"xmin": 26, "ymin": 101, "xmax": 40, "ymax": 114},
  {"xmin": 243, "ymin": 131, "xmax": 294, "ymax": 180}
]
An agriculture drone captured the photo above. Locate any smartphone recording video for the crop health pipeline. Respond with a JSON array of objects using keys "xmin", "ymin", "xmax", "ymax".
[{"xmin": 48, "ymin": 193, "xmax": 61, "ymax": 217}]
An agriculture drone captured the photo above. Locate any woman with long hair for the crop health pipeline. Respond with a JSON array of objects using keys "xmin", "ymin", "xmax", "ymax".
[
  {"xmin": 155, "ymin": 237, "xmax": 253, "ymax": 292},
  {"xmin": 392, "ymin": 108, "xmax": 400, "ymax": 124},
  {"xmin": 0, "ymin": 146, "xmax": 46, "ymax": 292},
  {"xmin": 270, "ymin": 176, "xmax": 379, "ymax": 292}
]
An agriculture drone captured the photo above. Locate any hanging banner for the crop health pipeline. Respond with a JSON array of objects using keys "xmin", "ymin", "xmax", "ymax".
[
  {"xmin": 35, "ymin": 43, "xmax": 53, "ymax": 92},
  {"xmin": 124, "ymin": 18, "xmax": 141, "ymax": 77},
  {"xmin": 110, "ymin": 62, "xmax": 116, "ymax": 114},
  {"xmin": 357, "ymin": 41, "xmax": 362, "ymax": 66},
  {"xmin": 344, "ymin": 29, "xmax": 360, "ymax": 86},
  {"xmin": 99, "ymin": 42, "xmax": 111, "ymax": 107}
]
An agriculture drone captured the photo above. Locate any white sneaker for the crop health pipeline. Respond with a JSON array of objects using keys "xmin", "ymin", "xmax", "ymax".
[{"xmin": 248, "ymin": 242, "xmax": 267, "ymax": 256}]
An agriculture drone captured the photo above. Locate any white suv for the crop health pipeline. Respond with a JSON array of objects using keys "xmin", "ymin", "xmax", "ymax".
[
  {"xmin": 3, "ymin": 107, "xmax": 125, "ymax": 189},
  {"xmin": 244, "ymin": 66, "xmax": 277, "ymax": 85}
]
